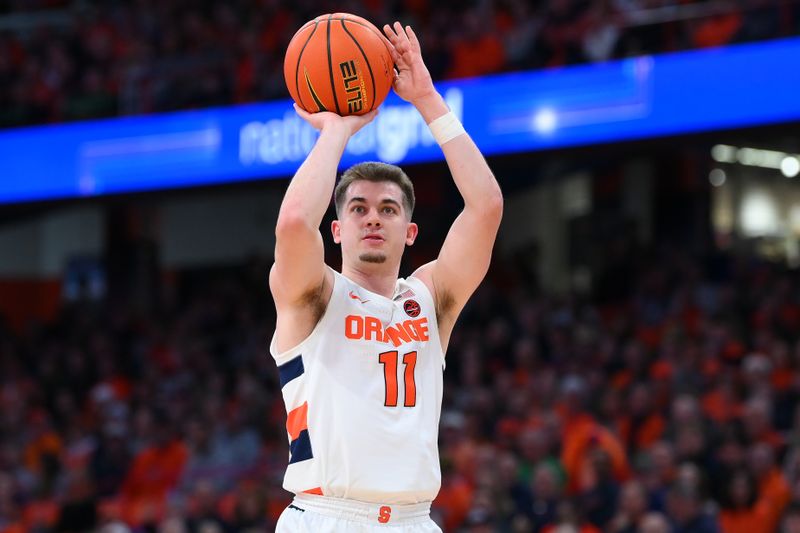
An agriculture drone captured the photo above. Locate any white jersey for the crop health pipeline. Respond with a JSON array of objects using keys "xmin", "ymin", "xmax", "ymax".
[{"xmin": 270, "ymin": 269, "xmax": 445, "ymax": 505}]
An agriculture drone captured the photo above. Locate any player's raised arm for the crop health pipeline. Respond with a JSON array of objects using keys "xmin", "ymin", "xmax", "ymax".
[
  {"xmin": 270, "ymin": 106, "xmax": 377, "ymax": 307},
  {"xmin": 383, "ymin": 22, "xmax": 503, "ymax": 325}
]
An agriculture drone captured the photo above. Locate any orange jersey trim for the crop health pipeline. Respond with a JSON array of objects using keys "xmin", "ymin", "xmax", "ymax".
[{"xmin": 286, "ymin": 402, "xmax": 309, "ymax": 442}]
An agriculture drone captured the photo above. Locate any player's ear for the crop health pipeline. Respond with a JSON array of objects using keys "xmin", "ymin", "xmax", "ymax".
[
  {"xmin": 332, "ymin": 220, "xmax": 342, "ymax": 244},
  {"xmin": 405, "ymin": 222, "xmax": 418, "ymax": 245}
]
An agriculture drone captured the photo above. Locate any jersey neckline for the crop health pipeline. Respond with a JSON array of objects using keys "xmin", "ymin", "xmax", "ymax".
[{"xmin": 336, "ymin": 270, "xmax": 411, "ymax": 304}]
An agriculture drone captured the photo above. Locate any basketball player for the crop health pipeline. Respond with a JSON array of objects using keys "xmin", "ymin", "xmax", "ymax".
[{"xmin": 270, "ymin": 21, "xmax": 503, "ymax": 532}]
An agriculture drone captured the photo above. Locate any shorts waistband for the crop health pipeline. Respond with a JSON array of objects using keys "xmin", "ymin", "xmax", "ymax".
[{"xmin": 293, "ymin": 494, "xmax": 432, "ymax": 525}]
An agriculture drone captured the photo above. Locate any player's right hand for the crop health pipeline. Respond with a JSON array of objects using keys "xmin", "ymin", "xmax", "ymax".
[
  {"xmin": 382, "ymin": 22, "xmax": 435, "ymax": 105},
  {"xmin": 293, "ymin": 104, "xmax": 378, "ymax": 137}
]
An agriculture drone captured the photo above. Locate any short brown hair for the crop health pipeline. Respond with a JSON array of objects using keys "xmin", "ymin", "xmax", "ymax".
[{"xmin": 334, "ymin": 162, "xmax": 415, "ymax": 218}]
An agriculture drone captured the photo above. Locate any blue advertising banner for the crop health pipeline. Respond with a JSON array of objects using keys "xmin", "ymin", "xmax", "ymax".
[{"xmin": 1, "ymin": 37, "xmax": 799, "ymax": 204}]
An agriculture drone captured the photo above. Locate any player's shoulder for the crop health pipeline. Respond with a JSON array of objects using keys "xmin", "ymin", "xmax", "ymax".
[
  {"xmin": 408, "ymin": 262, "xmax": 438, "ymax": 309},
  {"xmin": 409, "ymin": 261, "xmax": 435, "ymax": 290}
]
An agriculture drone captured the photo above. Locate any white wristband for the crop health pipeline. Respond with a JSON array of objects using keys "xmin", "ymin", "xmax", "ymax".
[{"xmin": 427, "ymin": 111, "xmax": 465, "ymax": 146}]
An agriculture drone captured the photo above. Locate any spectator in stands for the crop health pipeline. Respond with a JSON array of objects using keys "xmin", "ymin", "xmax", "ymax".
[
  {"xmin": 640, "ymin": 440, "xmax": 677, "ymax": 511},
  {"xmin": 182, "ymin": 480, "xmax": 227, "ymax": 533},
  {"xmin": 718, "ymin": 468, "xmax": 770, "ymax": 533},
  {"xmin": 608, "ymin": 479, "xmax": 650, "ymax": 533},
  {"xmin": 213, "ymin": 403, "xmax": 261, "ymax": 483},
  {"xmin": 446, "ymin": 7, "xmax": 505, "ymax": 79},
  {"xmin": 748, "ymin": 442, "xmax": 792, "ymax": 531},
  {"xmin": 616, "ymin": 382, "xmax": 666, "ymax": 452},
  {"xmin": 743, "ymin": 395, "xmax": 784, "ymax": 451},
  {"xmin": 227, "ymin": 482, "xmax": 271, "ymax": 532},
  {"xmin": 782, "ymin": 503, "xmax": 800, "ymax": 533},
  {"xmin": 541, "ymin": 498, "xmax": 602, "ymax": 533},
  {"xmin": 175, "ymin": 416, "xmax": 231, "ymax": 496},
  {"xmin": 639, "ymin": 511, "xmax": 671, "ymax": 533},
  {"xmin": 666, "ymin": 480, "xmax": 720, "ymax": 533},
  {"xmin": 0, "ymin": 472, "xmax": 21, "ymax": 532},
  {"xmin": 578, "ymin": 448, "xmax": 621, "ymax": 527},
  {"xmin": 119, "ymin": 409, "xmax": 187, "ymax": 525},
  {"xmin": 89, "ymin": 423, "xmax": 131, "ymax": 499},
  {"xmin": 528, "ymin": 462, "xmax": 563, "ymax": 532}
]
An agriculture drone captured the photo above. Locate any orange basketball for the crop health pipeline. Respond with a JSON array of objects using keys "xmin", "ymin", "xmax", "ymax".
[{"xmin": 284, "ymin": 13, "xmax": 394, "ymax": 116}]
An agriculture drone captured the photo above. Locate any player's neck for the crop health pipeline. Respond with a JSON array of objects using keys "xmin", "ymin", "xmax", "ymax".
[{"xmin": 341, "ymin": 263, "xmax": 399, "ymax": 299}]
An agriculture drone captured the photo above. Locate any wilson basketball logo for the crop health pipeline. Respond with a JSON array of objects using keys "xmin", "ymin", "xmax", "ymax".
[
  {"xmin": 404, "ymin": 300, "xmax": 421, "ymax": 317},
  {"xmin": 339, "ymin": 60, "xmax": 366, "ymax": 114}
]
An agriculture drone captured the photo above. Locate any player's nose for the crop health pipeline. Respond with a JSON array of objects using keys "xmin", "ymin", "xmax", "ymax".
[{"xmin": 365, "ymin": 208, "xmax": 381, "ymax": 226}]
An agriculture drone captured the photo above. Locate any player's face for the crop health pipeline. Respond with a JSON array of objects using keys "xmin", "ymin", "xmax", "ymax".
[{"xmin": 332, "ymin": 180, "xmax": 417, "ymax": 268}]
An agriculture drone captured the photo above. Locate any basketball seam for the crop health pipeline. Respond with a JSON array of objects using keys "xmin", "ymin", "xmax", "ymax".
[
  {"xmin": 341, "ymin": 19, "xmax": 377, "ymax": 113},
  {"xmin": 294, "ymin": 21, "xmax": 319, "ymax": 112},
  {"xmin": 326, "ymin": 15, "xmax": 342, "ymax": 115},
  {"xmin": 290, "ymin": 19, "xmax": 315, "ymax": 40},
  {"xmin": 340, "ymin": 18, "xmax": 396, "ymax": 75},
  {"xmin": 330, "ymin": 17, "xmax": 388, "ymax": 47}
]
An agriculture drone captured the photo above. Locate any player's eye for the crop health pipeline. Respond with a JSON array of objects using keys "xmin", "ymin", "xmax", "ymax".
[
  {"xmin": 382, "ymin": 206, "xmax": 396, "ymax": 214},
  {"xmin": 352, "ymin": 205, "xmax": 365, "ymax": 213}
]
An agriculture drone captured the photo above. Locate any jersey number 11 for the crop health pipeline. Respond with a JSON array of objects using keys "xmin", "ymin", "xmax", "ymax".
[{"xmin": 378, "ymin": 350, "xmax": 417, "ymax": 407}]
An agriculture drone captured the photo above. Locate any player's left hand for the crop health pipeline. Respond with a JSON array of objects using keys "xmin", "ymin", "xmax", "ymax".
[
  {"xmin": 383, "ymin": 22, "xmax": 436, "ymax": 105},
  {"xmin": 293, "ymin": 103, "xmax": 377, "ymax": 137}
]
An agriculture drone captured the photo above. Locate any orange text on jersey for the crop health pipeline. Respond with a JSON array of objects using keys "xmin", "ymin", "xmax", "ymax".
[{"xmin": 345, "ymin": 315, "xmax": 430, "ymax": 347}]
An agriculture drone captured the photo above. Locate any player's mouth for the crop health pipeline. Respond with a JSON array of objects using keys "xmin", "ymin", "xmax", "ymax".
[{"xmin": 363, "ymin": 234, "xmax": 384, "ymax": 242}]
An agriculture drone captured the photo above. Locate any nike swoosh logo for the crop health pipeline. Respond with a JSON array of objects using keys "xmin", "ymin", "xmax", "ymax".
[
  {"xmin": 349, "ymin": 291, "xmax": 369, "ymax": 304},
  {"xmin": 304, "ymin": 68, "xmax": 327, "ymax": 112}
]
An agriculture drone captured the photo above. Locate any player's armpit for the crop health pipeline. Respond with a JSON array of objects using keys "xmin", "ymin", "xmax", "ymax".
[
  {"xmin": 269, "ymin": 264, "xmax": 329, "ymax": 312},
  {"xmin": 270, "ymin": 265, "xmax": 333, "ymax": 353}
]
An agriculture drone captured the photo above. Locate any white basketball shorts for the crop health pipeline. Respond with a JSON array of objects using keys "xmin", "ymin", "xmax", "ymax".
[{"xmin": 276, "ymin": 494, "xmax": 443, "ymax": 532}]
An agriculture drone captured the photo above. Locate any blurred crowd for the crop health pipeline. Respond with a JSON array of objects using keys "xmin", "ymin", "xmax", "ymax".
[
  {"xmin": 2, "ymin": 246, "xmax": 800, "ymax": 532},
  {"xmin": 0, "ymin": 0, "xmax": 797, "ymax": 127}
]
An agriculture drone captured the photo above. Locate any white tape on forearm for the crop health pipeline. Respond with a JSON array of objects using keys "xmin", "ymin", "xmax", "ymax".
[{"xmin": 427, "ymin": 112, "xmax": 466, "ymax": 145}]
